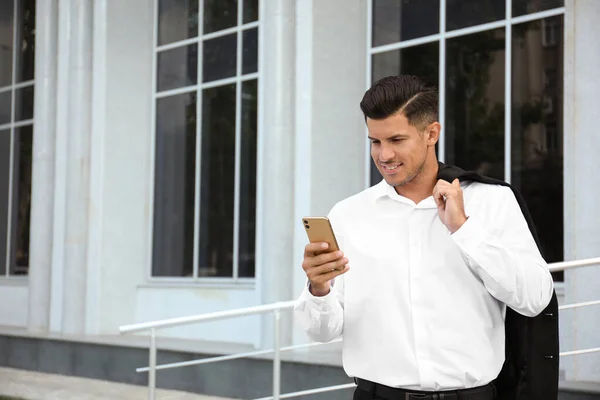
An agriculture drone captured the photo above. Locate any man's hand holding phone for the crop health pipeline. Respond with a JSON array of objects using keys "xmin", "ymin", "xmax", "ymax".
[{"xmin": 302, "ymin": 243, "xmax": 350, "ymax": 297}]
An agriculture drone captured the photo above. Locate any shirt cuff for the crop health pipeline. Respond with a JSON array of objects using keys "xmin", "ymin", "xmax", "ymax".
[{"xmin": 299, "ymin": 283, "xmax": 338, "ymax": 311}]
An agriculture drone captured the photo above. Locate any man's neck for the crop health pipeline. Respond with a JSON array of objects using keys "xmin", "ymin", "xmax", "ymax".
[{"xmin": 394, "ymin": 159, "xmax": 439, "ymax": 204}]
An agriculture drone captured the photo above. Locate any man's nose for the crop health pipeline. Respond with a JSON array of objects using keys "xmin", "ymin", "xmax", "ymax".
[{"xmin": 379, "ymin": 144, "xmax": 394, "ymax": 162}]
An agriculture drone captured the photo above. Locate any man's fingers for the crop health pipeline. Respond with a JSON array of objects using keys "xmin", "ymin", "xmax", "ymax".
[
  {"xmin": 302, "ymin": 250, "xmax": 344, "ymax": 271},
  {"xmin": 310, "ymin": 264, "xmax": 350, "ymax": 285},
  {"xmin": 304, "ymin": 242, "xmax": 328, "ymax": 257},
  {"xmin": 308, "ymin": 257, "xmax": 349, "ymax": 276}
]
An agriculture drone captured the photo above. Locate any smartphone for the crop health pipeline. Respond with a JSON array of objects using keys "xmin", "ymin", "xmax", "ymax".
[{"xmin": 302, "ymin": 217, "xmax": 340, "ymax": 253}]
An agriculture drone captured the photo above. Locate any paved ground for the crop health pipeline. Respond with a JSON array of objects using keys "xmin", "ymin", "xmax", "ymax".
[{"xmin": 0, "ymin": 367, "xmax": 233, "ymax": 400}]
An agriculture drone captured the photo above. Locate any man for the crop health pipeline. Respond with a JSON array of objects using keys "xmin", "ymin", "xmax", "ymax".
[{"xmin": 294, "ymin": 75, "xmax": 554, "ymax": 400}]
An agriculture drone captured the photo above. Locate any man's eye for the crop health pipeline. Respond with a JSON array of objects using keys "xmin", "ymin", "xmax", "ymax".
[
  {"xmin": 392, "ymin": 138, "xmax": 404, "ymax": 142},
  {"xmin": 370, "ymin": 140, "xmax": 380, "ymax": 145}
]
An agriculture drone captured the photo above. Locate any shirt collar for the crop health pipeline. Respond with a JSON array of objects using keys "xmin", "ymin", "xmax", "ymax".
[{"xmin": 370, "ymin": 178, "xmax": 438, "ymax": 208}]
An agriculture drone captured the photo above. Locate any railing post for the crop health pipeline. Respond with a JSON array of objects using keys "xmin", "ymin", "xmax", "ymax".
[
  {"xmin": 273, "ymin": 309, "xmax": 281, "ymax": 400},
  {"xmin": 148, "ymin": 328, "xmax": 157, "ymax": 400}
]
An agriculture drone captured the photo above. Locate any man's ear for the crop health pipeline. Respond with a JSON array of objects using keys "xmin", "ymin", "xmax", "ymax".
[{"xmin": 425, "ymin": 122, "xmax": 441, "ymax": 146}]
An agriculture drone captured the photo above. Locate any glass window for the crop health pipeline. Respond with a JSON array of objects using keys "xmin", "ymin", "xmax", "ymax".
[
  {"xmin": 16, "ymin": 0, "xmax": 35, "ymax": 83},
  {"xmin": 203, "ymin": 0, "xmax": 238, "ymax": 34},
  {"xmin": 243, "ymin": 0, "xmax": 259, "ymax": 24},
  {"xmin": 0, "ymin": 0, "xmax": 35, "ymax": 277},
  {"xmin": 446, "ymin": 0, "xmax": 505, "ymax": 31},
  {"xmin": 202, "ymin": 34, "xmax": 237, "ymax": 83},
  {"xmin": 0, "ymin": 1, "xmax": 14, "ymax": 88},
  {"xmin": 157, "ymin": 0, "xmax": 199, "ymax": 46},
  {"xmin": 157, "ymin": 44, "xmax": 198, "ymax": 92},
  {"xmin": 512, "ymin": 16, "xmax": 564, "ymax": 278},
  {"xmin": 0, "ymin": 131, "xmax": 10, "ymax": 275},
  {"xmin": 367, "ymin": 1, "xmax": 565, "ymax": 279},
  {"xmin": 10, "ymin": 125, "xmax": 32, "ymax": 275},
  {"xmin": 198, "ymin": 84, "xmax": 236, "ymax": 277},
  {"xmin": 152, "ymin": 93, "xmax": 197, "ymax": 278},
  {"xmin": 239, "ymin": 79, "xmax": 258, "ymax": 277},
  {"xmin": 152, "ymin": 0, "xmax": 260, "ymax": 280},
  {"xmin": 372, "ymin": 0, "xmax": 439, "ymax": 47},
  {"xmin": 445, "ymin": 28, "xmax": 506, "ymax": 180},
  {"xmin": 513, "ymin": 0, "xmax": 564, "ymax": 17}
]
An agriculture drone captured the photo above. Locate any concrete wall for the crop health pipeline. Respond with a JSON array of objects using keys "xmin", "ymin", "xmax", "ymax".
[{"xmin": 562, "ymin": 0, "xmax": 600, "ymax": 383}]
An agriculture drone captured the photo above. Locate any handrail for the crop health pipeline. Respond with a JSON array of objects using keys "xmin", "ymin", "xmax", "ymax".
[
  {"xmin": 119, "ymin": 300, "xmax": 297, "ymax": 334},
  {"xmin": 548, "ymin": 256, "xmax": 600, "ymax": 273},
  {"xmin": 119, "ymin": 257, "xmax": 600, "ymax": 400}
]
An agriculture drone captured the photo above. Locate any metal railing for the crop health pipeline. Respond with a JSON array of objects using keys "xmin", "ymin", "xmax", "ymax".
[{"xmin": 119, "ymin": 257, "xmax": 600, "ymax": 400}]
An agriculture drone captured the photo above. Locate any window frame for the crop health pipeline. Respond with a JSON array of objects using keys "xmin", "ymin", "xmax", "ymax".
[
  {"xmin": 365, "ymin": 0, "xmax": 566, "ymax": 284},
  {"xmin": 148, "ymin": 0, "xmax": 262, "ymax": 284},
  {"xmin": 365, "ymin": 0, "xmax": 565, "ymax": 187},
  {"xmin": 0, "ymin": 0, "xmax": 35, "ymax": 279}
]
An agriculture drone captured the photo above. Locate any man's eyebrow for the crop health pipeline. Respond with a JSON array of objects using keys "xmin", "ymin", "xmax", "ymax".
[{"xmin": 367, "ymin": 134, "xmax": 409, "ymax": 140}]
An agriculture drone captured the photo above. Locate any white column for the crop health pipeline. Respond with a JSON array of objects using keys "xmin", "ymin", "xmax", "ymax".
[
  {"xmin": 259, "ymin": 0, "xmax": 296, "ymax": 348},
  {"xmin": 563, "ymin": 0, "xmax": 600, "ymax": 383},
  {"xmin": 61, "ymin": 0, "xmax": 94, "ymax": 334},
  {"xmin": 28, "ymin": 0, "xmax": 58, "ymax": 333}
]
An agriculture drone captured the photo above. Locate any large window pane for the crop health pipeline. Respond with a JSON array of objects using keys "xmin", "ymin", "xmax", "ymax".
[
  {"xmin": 15, "ymin": 85, "xmax": 33, "ymax": 121},
  {"xmin": 0, "ymin": 2, "xmax": 14, "ymax": 88},
  {"xmin": 243, "ymin": 0, "xmax": 259, "ymax": 24},
  {"xmin": 203, "ymin": 0, "xmax": 238, "ymax": 34},
  {"xmin": 0, "ymin": 91, "xmax": 11, "ymax": 125},
  {"xmin": 158, "ymin": 0, "xmax": 199, "ymax": 46},
  {"xmin": 370, "ymin": 42, "xmax": 439, "ymax": 185},
  {"xmin": 198, "ymin": 84, "xmax": 236, "ymax": 277},
  {"xmin": 447, "ymin": 0, "xmax": 505, "ymax": 31},
  {"xmin": 372, "ymin": 0, "xmax": 439, "ymax": 47},
  {"xmin": 203, "ymin": 34, "xmax": 237, "ymax": 82},
  {"xmin": 512, "ymin": 17, "xmax": 564, "ymax": 277},
  {"xmin": 0, "ymin": 131, "xmax": 10, "ymax": 275},
  {"xmin": 152, "ymin": 93, "xmax": 197, "ymax": 277},
  {"xmin": 239, "ymin": 80, "xmax": 257, "ymax": 278},
  {"xmin": 157, "ymin": 44, "xmax": 198, "ymax": 92},
  {"xmin": 445, "ymin": 28, "xmax": 505, "ymax": 180},
  {"xmin": 9, "ymin": 125, "xmax": 31, "ymax": 274},
  {"xmin": 242, "ymin": 28, "xmax": 258, "ymax": 75},
  {"xmin": 513, "ymin": 0, "xmax": 564, "ymax": 17},
  {"xmin": 16, "ymin": 0, "xmax": 35, "ymax": 83}
]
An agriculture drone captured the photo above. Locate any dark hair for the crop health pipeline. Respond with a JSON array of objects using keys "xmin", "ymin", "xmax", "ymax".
[{"xmin": 359, "ymin": 75, "xmax": 439, "ymax": 130}]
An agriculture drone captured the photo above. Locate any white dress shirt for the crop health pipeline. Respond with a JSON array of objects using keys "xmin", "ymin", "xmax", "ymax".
[{"xmin": 294, "ymin": 179, "xmax": 554, "ymax": 391}]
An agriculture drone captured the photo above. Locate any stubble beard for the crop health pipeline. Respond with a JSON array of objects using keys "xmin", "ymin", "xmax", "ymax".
[{"xmin": 389, "ymin": 153, "xmax": 428, "ymax": 188}]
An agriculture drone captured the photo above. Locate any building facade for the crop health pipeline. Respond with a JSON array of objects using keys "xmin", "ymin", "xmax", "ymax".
[{"xmin": 0, "ymin": 0, "xmax": 598, "ymax": 384}]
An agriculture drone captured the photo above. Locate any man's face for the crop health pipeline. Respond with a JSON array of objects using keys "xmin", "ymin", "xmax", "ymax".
[{"xmin": 367, "ymin": 113, "xmax": 430, "ymax": 188}]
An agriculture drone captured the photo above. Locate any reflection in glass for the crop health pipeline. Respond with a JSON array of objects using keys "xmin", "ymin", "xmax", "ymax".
[
  {"xmin": 0, "ymin": 1, "xmax": 14, "ymax": 88},
  {"xmin": 203, "ymin": 34, "xmax": 237, "ymax": 82},
  {"xmin": 372, "ymin": 0, "xmax": 439, "ymax": 47},
  {"xmin": 15, "ymin": 85, "xmax": 34, "ymax": 121},
  {"xmin": 204, "ymin": 0, "xmax": 238, "ymax": 34},
  {"xmin": 243, "ymin": 0, "xmax": 259, "ymax": 23},
  {"xmin": 0, "ymin": 91, "xmax": 11, "ymax": 125},
  {"xmin": 16, "ymin": 0, "xmax": 35, "ymax": 83},
  {"xmin": 0, "ymin": 131, "xmax": 9, "ymax": 274},
  {"xmin": 152, "ymin": 93, "xmax": 197, "ymax": 277},
  {"xmin": 242, "ymin": 28, "xmax": 258, "ymax": 75},
  {"xmin": 239, "ymin": 80, "xmax": 257, "ymax": 277},
  {"xmin": 447, "ymin": 0, "xmax": 505, "ymax": 31},
  {"xmin": 157, "ymin": 0, "xmax": 199, "ymax": 46},
  {"xmin": 512, "ymin": 17, "xmax": 564, "ymax": 275},
  {"xmin": 445, "ymin": 28, "xmax": 505, "ymax": 180},
  {"xmin": 513, "ymin": 0, "xmax": 564, "ymax": 17},
  {"xmin": 199, "ymin": 84, "xmax": 236, "ymax": 277},
  {"xmin": 157, "ymin": 44, "xmax": 198, "ymax": 92},
  {"xmin": 370, "ymin": 42, "xmax": 439, "ymax": 186},
  {"xmin": 10, "ymin": 125, "xmax": 32, "ymax": 274}
]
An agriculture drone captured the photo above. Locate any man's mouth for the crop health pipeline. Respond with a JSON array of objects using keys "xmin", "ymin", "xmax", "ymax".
[{"xmin": 380, "ymin": 163, "xmax": 402, "ymax": 174}]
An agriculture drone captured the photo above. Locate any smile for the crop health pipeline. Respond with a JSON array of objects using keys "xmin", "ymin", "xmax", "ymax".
[{"xmin": 380, "ymin": 164, "xmax": 402, "ymax": 174}]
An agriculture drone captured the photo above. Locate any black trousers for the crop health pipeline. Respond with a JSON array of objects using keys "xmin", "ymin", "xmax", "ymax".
[{"xmin": 352, "ymin": 383, "xmax": 497, "ymax": 400}]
